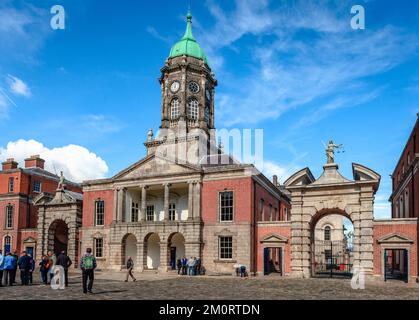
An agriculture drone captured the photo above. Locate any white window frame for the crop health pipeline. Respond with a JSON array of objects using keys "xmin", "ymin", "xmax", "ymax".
[
  {"xmin": 94, "ymin": 238, "xmax": 103, "ymax": 258},
  {"xmin": 5, "ymin": 205, "xmax": 13, "ymax": 229},
  {"xmin": 170, "ymin": 98, "xmax": 180, "ymax": 119},
  {"xmin": 94, "ymin": 200, "xmax": 105, "ymax": 226},
  {"xmin": 219, "ymin": 236, "xmax": 233, "ymax": 260},
  {"xmin": 219, "ymin": 191, "xmax": 234, "ymax": 222},
  {"xmin": 187, "ymin": 99, "xmax": 199, "ymax": 120},
  {"xmin": 146, "ymin": 205, "xmax": 155, "ymax": 221},
  {"xmin": 131, "ymin": 202, "xmax": 139, "ymax": 222},
  {"xmin": 33, "ymin": 180, "xmax": 42, "ymax": 193}
]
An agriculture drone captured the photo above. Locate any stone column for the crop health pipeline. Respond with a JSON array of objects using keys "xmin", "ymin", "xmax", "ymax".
[
  {"xmin": 159, "ymin": 241, "xmax": 170, "ymax": 272},
  {"xmin": 290, "ymin": 193, "xmax": 305, "ymax": 278},
  {"xmin": 188, "ymin": 181, "xmax": 194, "ymax": 220},
  {"xmin": 140, "ymin": 185, "xmax": 148, "ymax": 222},
  {"xmin": 136, "ymin": 241, "xmax": 144, "ymax": 272},
  {"xmin": 193, "ymin": 181, "xmax": 201, "ymax": 221},
  {"xmin": 117, "ymin": 188, "xmax": 123, "ymax": 222},
  {"xmin": 112, "ymin": 189, "xmax": 118, "ymax": 222},
  {"xmin": 163, "ymin": 183, "xmax": 171, "ymax": 221},
  {"xmin": 359, "ymin": 190, "xmax": 374, "ymax": 277}
]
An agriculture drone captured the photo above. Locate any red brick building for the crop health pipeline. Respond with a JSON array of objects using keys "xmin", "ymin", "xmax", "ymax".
[
  {"xmin": 390, "ymin": 116, "xmax": 419, "ymax": 219},
  {"xmin": 0, "ymin": 155, "xmax": 81, "ymax": 258}
]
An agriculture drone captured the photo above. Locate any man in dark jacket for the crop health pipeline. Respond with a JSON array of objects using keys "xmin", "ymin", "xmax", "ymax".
[
  {"xmin": 80, "ymin": 248, "xmax": 97, "ymax": 294},
  {"xmin": 124, "ymin": 256, "xmax": 136, "ymax": 282},
  {"xmin": 56, "ymin": 251, "xmax": 72, "ymax": 287},
  {"xmin": 17, "ymin": 251, "xmax": 31, "ymax": 285}
]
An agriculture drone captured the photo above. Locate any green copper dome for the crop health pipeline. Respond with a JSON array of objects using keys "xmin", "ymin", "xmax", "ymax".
[{"xmin": 169, "ymin": 12, "xmax": 209, "ymax": 65}]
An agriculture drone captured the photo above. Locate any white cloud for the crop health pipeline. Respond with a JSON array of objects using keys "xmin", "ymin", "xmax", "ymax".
[
  {"xmin": 0, "ymin": 139, "xmax": 109, "ymax": 183},
  {"xmin": 197, "ymin": 0, "xmax": 419, "ymax": 126},
  {"xmin": 6, "ymin": 75, "xmax": 31, "ymax": 97},
  {"xmin": 261, "ymin": 160, "xmax": 298, "ymax": 184}
]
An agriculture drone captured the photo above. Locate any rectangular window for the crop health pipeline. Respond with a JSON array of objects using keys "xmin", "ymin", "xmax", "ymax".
[
  {"xmin": 259, "ymin": 199, "xmax": 265, "ymax": 221},
  {"xmin": 219, "ymin": 191, "xmax": 233, "ymax": 221},
  {"xmin": 146, "ymin": 205, "xmax": 155, "ymax": 221},
  {"xmin": 95, "ymin": 200, "xmax": 105, "ymax": 226},
  {"xmin": 5, "ymin": 205, "xmax": 13, "ymax": 229},
  {"xmin": 33, "ymin": 180, "xmax": 41, "ymax": 193},
  {"xmin": 169, "ymin": 203, "xmax": 176, "ymax": 221},
  {"xmin": 407, "ymin": 153, "xmax": 411, "ymax": 165},
  {"xmin": 94, "ymin": 238, "xmax": 103, "ymax": 258},
  {"xmin": 219, "ymin": 236, "xmax": 233, "ymax": 260},
  {"xmin": 274, "ymin": 207, "xmax": 278, "ymax": 221},
  {"xmin": 131, "ymin": 202, "xmax": 139, "ymax": 222},
  {"xmin": 8, "ymin": 177, "xmax": 14, "ymax": 193}
]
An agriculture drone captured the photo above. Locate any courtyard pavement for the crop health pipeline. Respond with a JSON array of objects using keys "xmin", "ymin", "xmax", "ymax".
[{"xmin": 0, "ymin": 271, "xmax": 418, "ymax": 300}]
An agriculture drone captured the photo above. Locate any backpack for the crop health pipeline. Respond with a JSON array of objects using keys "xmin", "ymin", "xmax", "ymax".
[{"xmin": 83, "ymin": 255, "xmax": 94, "ymax": 269}]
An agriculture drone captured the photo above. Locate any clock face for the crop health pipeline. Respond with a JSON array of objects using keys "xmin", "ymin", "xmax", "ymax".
[
  {"xmin": 188, "ymin": 81, "xmax": 200, "ymax": 94},
  {"xmin": 206, "ymin": 89, "xmax": 211, "ymax": 101},
  {"xmin": 170, "ymin": 81, "xmax": 180, "ymax": 93}
]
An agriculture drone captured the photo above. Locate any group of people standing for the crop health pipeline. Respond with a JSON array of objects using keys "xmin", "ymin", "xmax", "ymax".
[
  {"xmin": 176, "ymin": 257, "xmax": 205, "ymax": 276},
  {"xmin": 0, "ymin": 250, "xmax": 35, "ymax": 286},
  {"xmin": 0, "ymin": 248, "xmax": 97, "ymax": 294}
]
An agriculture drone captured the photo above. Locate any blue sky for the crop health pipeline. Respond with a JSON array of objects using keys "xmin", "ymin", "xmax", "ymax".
[{"xmin": 0, "ymin": 0, "xmax": 418, "ymax": 218}]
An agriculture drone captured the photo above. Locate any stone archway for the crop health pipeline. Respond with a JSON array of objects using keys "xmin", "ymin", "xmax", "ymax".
[
  {"xmin": 144, "ymin": 233, "xmax": 160, "ymax": 270},
  {"xmin": 122, "ymin": 234, "xmax": 137, "ymax": 267},
  {"xmin": 168, "ymin": 232, "xmax": 186, "ymax": 270},
  {"xmin": 285, "ymin": 162, "xmax": 380, "ymax": 279},
  {"xmin": 48, "ymin": 219, "xmax": 69, "ymax": 255}
]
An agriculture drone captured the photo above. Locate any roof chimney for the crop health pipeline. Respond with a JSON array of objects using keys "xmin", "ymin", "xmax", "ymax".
[
  {"xmin": 24, "ymin": 155, "xmax": 45, "ymax": 169},
  {"xmin": 272, "ymin": 175, "xmax": 278, "ymax": 187},
  {"xmin": 2, "ymin": 158, "xmax": 19, "ymax": 171}
]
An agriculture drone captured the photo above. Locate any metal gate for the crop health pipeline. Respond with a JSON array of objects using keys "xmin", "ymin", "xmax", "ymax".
[{"xmin": 312, "ymin": 240, "xmax": 353, "ymax": 278}]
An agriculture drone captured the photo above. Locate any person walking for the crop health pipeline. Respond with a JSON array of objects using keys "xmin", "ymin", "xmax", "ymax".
[
  {"xmin": 0, "ymin": 250, "xmax": 4, "ymax": 287},
  {"xmin": 28, "ymin": 254, "xmax": 35, "ymax": 285},
  {"xmin": 18, "ymin": 251, "xmax": 31, "ymax": 285},
  {"xmin": 124, "ymin": 256, "xmax": 136, "ymax": 282},
  {"xmin": 47, "ymin": 251, "xmax": 56, "ymax": 283},
  {"xmin": 39, "ymin": 255, "xmax": 50, "ymax": 285},
  {"xmin": 195, "ymin": 257, "xmax": 201, "ymax": 276},
  {"xmin": 56, "ymin": 251, "xmax": 72, "ymax": 287},
  {"xmin": 80, "ymin": 248, "xmax": 96, "ymax": 294},
  {"xmin": 3, "ymin": 252, "xmax": 16, "ymax": 286}
]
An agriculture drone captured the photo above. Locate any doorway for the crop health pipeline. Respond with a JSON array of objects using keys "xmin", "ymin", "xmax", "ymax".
[
  {"xmin": 384, "ymin": 249, "xmax": 408, "ymax": 282},
  {"xmin": 263, "ymin": 247, "xmax": 282, "ymax": 275}
]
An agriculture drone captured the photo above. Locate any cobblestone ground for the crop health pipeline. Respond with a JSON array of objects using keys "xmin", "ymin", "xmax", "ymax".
[{"xmin": 0, "ymin": 271, "xmax": 418, "ymax": 300}]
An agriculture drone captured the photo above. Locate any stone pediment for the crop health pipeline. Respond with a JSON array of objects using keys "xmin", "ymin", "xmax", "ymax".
[
  {"xmin": 113, "ymin": 154, "xmax": 201, "ymax": 180},
  {"xmin": 284, "ymin": 168, "xmax": 315, "ymax": 187},
  {"xmin": 260, "ymin": 233, "xmax": 288, "ymax": 244},
  {"xmin": 33, "ymin": 192, "xmax": 54, "ymax": 205},
  {"xmin": 377, "ymin": 233, "xmax": 414, "ymax": 244},
  {"xmin": 311, "ymin": 163, "xmax": 351, "ymax": 186}
]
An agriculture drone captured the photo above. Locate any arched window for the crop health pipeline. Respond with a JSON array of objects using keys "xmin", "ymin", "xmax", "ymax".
[
  {"xmin": 4, "ymin": 235, "xmax": 11, "ymax": 253},
  {"xmin": 5, "ymin": 205, "xmax": 13, "ymax": 229},
  {"xmin": 405, "ymin": 191, "xmax": 409, "ymax": 218},
  {"xmin": 170, "ymin": 98, "xmax": 180, "ymax": 119},
  {"xmin": 187, "ymin": 99, "xmax": 199, "ymax": 120},
  {"xmin": 324, "ymin": 226, "xmax": 331, "ymax": 241},
  {"xmin": 204, "ymin": 105, "xmax": 210, "ymax": 123}
]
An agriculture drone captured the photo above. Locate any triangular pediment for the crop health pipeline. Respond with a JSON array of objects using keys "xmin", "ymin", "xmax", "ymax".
[
  {"xmin": 284, "ymin": 168, "xmax": 315, "ymax": 187},
  {"xmin": 260, "ymin": 233, "xmax": 288, "ymax": 244},
  {"xmin": 113, "ymin": 154, "xmax": 201, "ymax": 180},
  {"xmin": 377, "ymin": 233, "xmax": 414, "ymax": 244}
]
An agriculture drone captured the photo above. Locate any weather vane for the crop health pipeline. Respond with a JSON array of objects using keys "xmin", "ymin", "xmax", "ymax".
[{"xmin": 322, "ymin": 140, "xmax": 344, "ymax": 164}]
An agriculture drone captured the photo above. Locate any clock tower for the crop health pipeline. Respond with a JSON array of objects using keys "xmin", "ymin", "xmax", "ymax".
[{"xmin": 146, "ymin": 11, "xmax": 218, "ymax": 164}]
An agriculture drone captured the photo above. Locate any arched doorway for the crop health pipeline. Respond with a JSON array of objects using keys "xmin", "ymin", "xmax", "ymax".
[
  {"xmin": 122, "ymin": 234, "xmax": 137, "ymax": 266},
  {"xmin": 145, "ymin": 233, "xmax": 160, "ymax": 269},
  {"xmin": 168, "ymin": 233, "xmax": 185, "ymax": 270},
  {"xmin": 311, "ymin": 210, "xmax": 354, "ymax": 278},
  {"xmin": 48, "ymin": 220, "xmax": 69, "ymax": 255}
]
